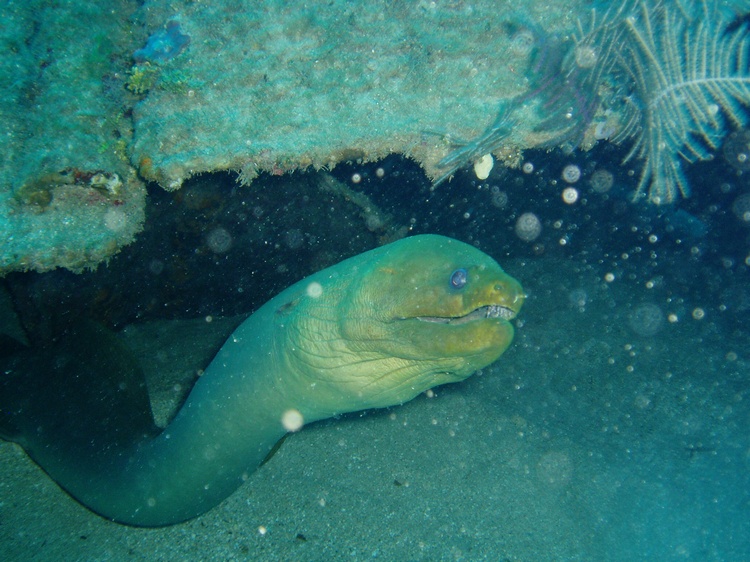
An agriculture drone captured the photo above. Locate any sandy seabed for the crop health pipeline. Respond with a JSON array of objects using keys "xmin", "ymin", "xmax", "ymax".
[{"xmin": 1, "ymin": 256, "xmax": 748, "ymax": 561}]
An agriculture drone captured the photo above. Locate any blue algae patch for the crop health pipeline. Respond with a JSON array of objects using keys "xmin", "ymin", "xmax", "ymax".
[{"xmin": 133, "ymin": 20, "xmax": 190, "ymax": 64}]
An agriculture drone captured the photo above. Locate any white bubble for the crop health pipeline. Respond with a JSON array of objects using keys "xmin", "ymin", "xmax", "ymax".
[
  {"xmin": 522, "ymin": 162, "xmax": 534, "ymax": 174},
  {"xmin": 562, "ymin": 187, "xmax": 579, "ymax": 204},
  {"xmin": 723, "ymin": 130, "xmax": 750, "ymax": 171},
  {"xmin": 515, "ymin": 212, "xmax": 542, "ymax": 242},
  {"xmin": 351, "ymin": 173, "xmax": 362, "ymax": 184},
  {"xmin": 306, "ymin": 281, "xmax": 323, "ymax": 298},
  {"xmin": 282, "ymin": 409, "xmax": 304, "ymax": 432},
  {"xmin": 562, "ymin": 164, "xmax": 581, "ymax": 183},
  {"xmin": 206, "ymin": 227, "xmax": 232, "ymax": 253}
]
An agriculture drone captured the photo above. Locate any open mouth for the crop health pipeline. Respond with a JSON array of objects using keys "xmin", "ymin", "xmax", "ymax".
[{"xmin": 416, "ymin": 304, "xmax": 517, "ymax": 325}]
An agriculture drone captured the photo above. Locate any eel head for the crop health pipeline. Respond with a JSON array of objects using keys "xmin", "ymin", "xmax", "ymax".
[{"xmin": 295, "ymin": 235, "xmax": 524, "ymax": 412}]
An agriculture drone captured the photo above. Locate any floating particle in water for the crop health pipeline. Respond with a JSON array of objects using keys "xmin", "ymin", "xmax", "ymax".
[
  {"xmin": 281, "ymin": 409, "xmax": 304, "ymax": 432},
  {"xmin": 723, "ymin": 129, "xmax": 750, "ymax": 171},
  {"xmin": 149, "ymin": 259, "xmax": 164, "ymax": 275},
  {"xmin": 365, "ymin": 212, "xmax": 383, "ymax": 231},
  {"xmin": 561, "ymin": 164, "xmax": 581, "ymax": 184},
  {"xmin": 522, "ymin": 162, "xmax": 534, "ymax": 174},
  {"xmin": 628, "ymin": 303, "xmax": 665, "ymax": 336},
  {"xmin": 375, "ymin": 167, "xmax": 385, "ymax": 178},
  {"xmin": 562, "ymin": 187, "xmax": 579, "ymax": 204},
  {"xmin": 490, "ymin": 186, "xmax": 508, "ymax": 209},
  {"xmin": 731, "ymin": 192, "xmax": 750, "ymax": 223},
  {"xmin": 569, "ymin": 288, "xmax": 588, "ymax": 308},
  {"xmin": 206, "ymin": 227, "xmax": 232, "ymax": 253},
  {"xmin": 692, "ymin": 308, "xmax": 706, "ymax": 320},
  {"xmin": 589, "ymin": 169, "xmax": 614, "ymax": 193},
  {"xmin": 351, "ymin": 173, "xmax": 362, "ymax": 184},
  {"xmin": 515, "ymin": 212, "xmax": 542, "ymax": 242},
  {"xmin": 284, "ymin": 228, "xmax": 305, "ymax": 249},
  {"xmin": 306, "ymin": 282, "xmax": 323, "ymax": 298}
]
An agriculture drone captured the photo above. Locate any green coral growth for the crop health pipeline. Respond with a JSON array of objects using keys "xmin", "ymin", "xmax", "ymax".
[{"xmin": 126, "ymin": 64, "xmax": 160, "ymax": 95}]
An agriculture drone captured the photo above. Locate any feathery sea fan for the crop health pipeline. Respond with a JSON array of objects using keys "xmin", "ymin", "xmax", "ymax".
[
  {"xmin": 615, "ymin": 1, "xmax": 750, "ymax": 203},
  {"xmin": 433, "ymin": 0, "xmax": 750, "ymax": 205}
]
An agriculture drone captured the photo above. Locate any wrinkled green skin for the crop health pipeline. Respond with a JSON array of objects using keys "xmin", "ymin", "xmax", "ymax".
[{"xmin": 41, "ymin": 235, "xmax": 524, "ymax": 526}]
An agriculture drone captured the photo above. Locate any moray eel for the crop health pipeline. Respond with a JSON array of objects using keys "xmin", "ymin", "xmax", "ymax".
[{"xmin": 0, "ymin": 234, "xmax": 523, "ymax": 527}]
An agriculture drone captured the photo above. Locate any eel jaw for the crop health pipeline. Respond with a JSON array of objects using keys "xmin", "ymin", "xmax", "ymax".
[{"xmin": 415, "ymin": 304, "xmax": 517, "ymax": 325}]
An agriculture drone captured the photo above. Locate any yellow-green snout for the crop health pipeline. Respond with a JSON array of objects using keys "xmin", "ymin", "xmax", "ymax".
[{"xmin": 327, "ymin": 235, "xmax": 524, "ymax": 410}]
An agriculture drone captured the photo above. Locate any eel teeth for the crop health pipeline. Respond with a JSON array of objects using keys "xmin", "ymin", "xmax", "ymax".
[
  {"xmin": 416, "ymin": 304, "xmax": 515, "ymax": 325},
  {"xmin": 485, "ymin": 304, "xmax": 515, "ymax": 320}
]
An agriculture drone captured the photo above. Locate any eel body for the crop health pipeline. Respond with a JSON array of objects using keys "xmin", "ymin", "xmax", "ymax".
[{"xmin": 0, "ymin": 234, "xmax": 523, "ymax": 526}]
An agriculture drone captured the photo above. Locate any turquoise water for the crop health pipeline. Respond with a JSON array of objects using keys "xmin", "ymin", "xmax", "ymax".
[
  {"xmin": 1, "ymin": 0, "xmax": 749, "ymax": 559},
  {"xmin": 1, "ymin": 150, "xmax": 748, "ymax": 560}
]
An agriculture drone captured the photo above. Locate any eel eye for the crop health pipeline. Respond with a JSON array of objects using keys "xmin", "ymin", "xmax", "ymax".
[{"xmin": 450, "ymin": 268, "xmax": 468, "ymax": 289}]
